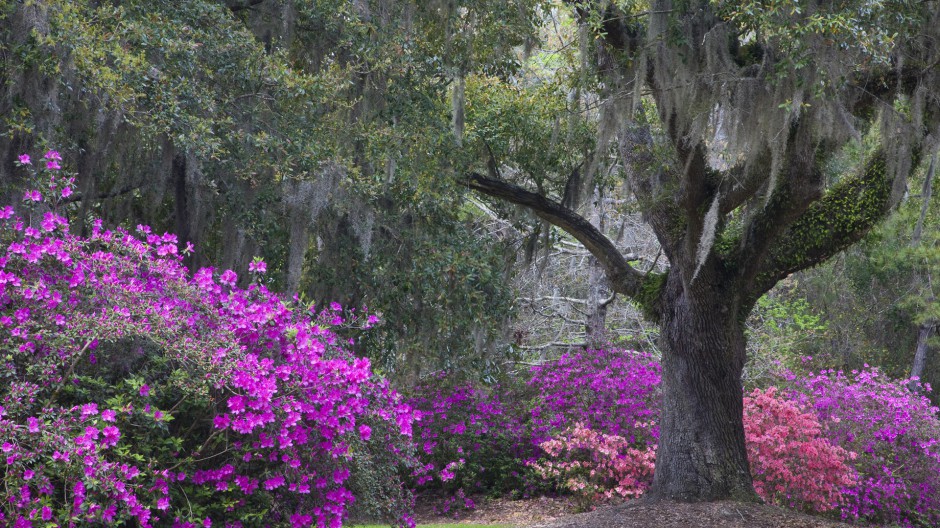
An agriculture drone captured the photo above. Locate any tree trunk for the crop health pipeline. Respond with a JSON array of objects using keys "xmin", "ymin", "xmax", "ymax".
[
  {"xmin": 910, "ymin": 322, "xmax": 934, "ymax": 392},
  {"xmin": 585, "ymin": 186, "xmax": 611, "ymax": 348},
  {"xmin": 172, "ymin": 153, "xmax": 193, "ymax": 269},
  {"xmin": 647, "ymin": 271, "xmax": 757, "ymax": 501},
  {"xmin": 585, "ymin": 254, "xmax": 609, "ymax": 348}
]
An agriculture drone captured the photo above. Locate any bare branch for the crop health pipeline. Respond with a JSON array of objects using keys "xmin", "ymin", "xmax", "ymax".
[
  {"xmin": 518, "ymin": 296, "xmax": 589, "ymax": 305},
  {"xmin": 227, "ymin": 0, "xmax": 266, "ymax": 13},
  {"xmin": 59, "ymin": 185, "xmax": 139, "ymax": 205}
]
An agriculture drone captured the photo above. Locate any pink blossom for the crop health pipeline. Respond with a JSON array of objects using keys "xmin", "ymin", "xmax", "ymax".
[
  {"xmin": 26, "ymin": 417, "xmax": 40, "ymax": 433},
  {"xmin": 101, "ymin": 426, "xmax": 121, "ymax": 447}
]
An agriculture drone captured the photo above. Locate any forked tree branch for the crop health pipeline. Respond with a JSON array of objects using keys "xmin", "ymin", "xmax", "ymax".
[
  {"xmin": 749, "ymin": 149, "xmax": 894, "ymax": 300},
  {"xmin": 466, "ymin": 172, "xmax": 648, "ymax": 300}
]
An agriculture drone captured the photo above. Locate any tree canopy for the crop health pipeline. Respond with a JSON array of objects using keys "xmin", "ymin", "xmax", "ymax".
[
  {"xmin": 2, "ymin": 0, "xmax": 940, "ymax": 512},
  {"xmin": 467, "ymin": 0, "xmax": 939, "ymax": 501},
  {"xmin": 0, "ymin": 0, "xmax": 547, "ymax": 379}
]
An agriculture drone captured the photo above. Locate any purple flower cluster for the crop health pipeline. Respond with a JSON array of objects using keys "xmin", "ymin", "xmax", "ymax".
[
  {"xmin": 0, "ymin": 156, "xmax": 417, "ymax": 528},
  {"xmin": 788, "ymin": 367, "xmax": 940, "ymax": 526},
  {"xmin": 527, "ymin": 348, "xmax": 661, "ymax": 446},
  {"xmin": 407, "ymin": 375, "xmax": 527, "ymax": 498}
]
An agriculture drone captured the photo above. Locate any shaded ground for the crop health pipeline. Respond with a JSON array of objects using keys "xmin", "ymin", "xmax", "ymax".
[
  {"xmin": 415, "ymin": 494, "xmax": 573, "ymax": 526},
  {"xmin": 416, "ymin": 495, "xmax": 855, "ymax": 528},
  {"xmin": 530, "ymin": 500, "xmax": 853, "ymax": 528}
]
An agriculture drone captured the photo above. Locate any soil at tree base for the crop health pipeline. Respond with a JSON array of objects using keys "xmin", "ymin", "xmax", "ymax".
[{"xmin": 417, "ymin": 495, "xmax": 855, "ymax": 528}]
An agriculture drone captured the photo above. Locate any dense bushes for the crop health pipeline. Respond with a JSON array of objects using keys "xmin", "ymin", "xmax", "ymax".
[
  {"xmin": 411, "ymin": 350, "xmax": 940, "ymax": 524},
  {"xmin": 407, "ymin": 375, "xmax": 527, "ymax": 499},
  {"xmin": 742, "ymin": 387, "xmax": 857, "ymax": 512},
  {"xmin": 1, "ymin": 152, "xmax": 417, "ymax": 527},
  {"xmin": 791, "ymin": 368, "xmax": 940, "ymax": 526}
]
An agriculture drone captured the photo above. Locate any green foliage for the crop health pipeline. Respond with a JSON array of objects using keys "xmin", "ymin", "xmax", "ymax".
[
  {"xmin": 713, "ymin": 0, "xmax": 926, "ymax": 79},
  {"xmin": 746, "ymin": 289, "xmax": 828, "ymax": 383},
  {"xmin": 0, "ymin": 0, "xmax": 543, "ymax": 381},
  {"xmin": 465, "ymin": 75, "xmax": 594, "ymax": 193}
]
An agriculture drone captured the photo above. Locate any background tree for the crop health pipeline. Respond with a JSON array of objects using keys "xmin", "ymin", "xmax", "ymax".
[
  {"xmin": 0, "ymin": 0, "xmax": 540, "ymax": 380},
  {"xmin": 467, "ymin": 0, "xmax": 940, "ymax": 501}
]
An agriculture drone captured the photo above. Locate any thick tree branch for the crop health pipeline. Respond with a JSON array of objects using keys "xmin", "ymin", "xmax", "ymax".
[
  {"xmin": 59, "ymin": 185, "xmax": 139, "ymax": 205},
  {"xmin": 466, "ymin": 172, "xmax": 647, "ymax": 300},
  {"xmin": 748, "ymin": 149, "xmax": 892, "ymax": 300},
  {"xmin": 646, "ymin": 64, "xmax": 719, "ymax": 278},
  {"xmin": 734, "ymin": 122, "xmax": 825, "ymax": 288},
  {"xmin": 716, "ymin": 152, "xmax": 772, "ymax": 215},
  {"xmin": 618, "ymin": 124, "xmax": 685, "ymax": 260}
]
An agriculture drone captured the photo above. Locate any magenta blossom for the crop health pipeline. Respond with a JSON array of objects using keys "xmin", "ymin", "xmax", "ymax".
[
  {"xmin": 248, "ymin": 259, "xmax": 267, "ymax": 274},
  {"xmin": 0, "ymin": 177, "xmax": 418, "ymax": 527}
]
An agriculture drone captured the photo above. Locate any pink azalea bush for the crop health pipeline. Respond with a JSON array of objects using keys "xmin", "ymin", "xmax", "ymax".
[
  {"xmin": 791, "ymin": 368, "xmax": 940, "ymax": 526},
  {"xmin": 742, "ymin": 387, "xmax": 857, "ymax": 512},
  {"xmin": 1, "ymin": 152, "xmax": 417, "ymax": 527},
  {"xmin": 527, "ymin": 423, "xmax": 655, "ymax": 510}
]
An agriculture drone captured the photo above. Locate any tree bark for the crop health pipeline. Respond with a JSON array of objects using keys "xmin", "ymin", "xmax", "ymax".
[
  {"xmin": 172, "ymin": 153, "xmax": 193, "ymax": 269},
  {"xmin": 585, "ymin": 255, "xmax": 609, "ymax": 348},
  {"xmin": 910, "ymin": 323, "xmax": 934, "ymax": 391},
  {"xmin": 647, "ymin": 270, "xmax": 757, "ymax": 501}
]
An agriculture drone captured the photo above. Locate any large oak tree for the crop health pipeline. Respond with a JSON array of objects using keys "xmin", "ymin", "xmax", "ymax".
[{"xmin": 469, "ymin": 0, "xmax": 940, "ymax": 501}]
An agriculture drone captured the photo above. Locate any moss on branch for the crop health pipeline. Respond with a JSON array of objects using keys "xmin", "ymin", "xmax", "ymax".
[{"xmin": 751, "ymin": 150, "xmax": 891, "ymax": 298}]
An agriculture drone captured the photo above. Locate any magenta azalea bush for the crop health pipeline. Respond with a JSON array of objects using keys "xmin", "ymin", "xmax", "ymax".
[
  {"xmin": 407, "ymin": 375, "xmax": 527, "ymax": 503},
  {"xmin": 742, "ymin": 387, "xmax": 857, "ymax": 512},
  {"xmin": 791, "ymin": 368, "xmax": 940, "ymax": 526},
  {"xmin": 1, "ymin": 152, "xmax": 416, "ymax": 527},
  {"xmin": 527, "ymin": 348, "xmax": 661, "ymax": 446}
]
